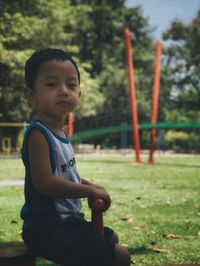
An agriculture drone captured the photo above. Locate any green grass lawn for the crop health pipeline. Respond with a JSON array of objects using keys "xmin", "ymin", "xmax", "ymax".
[{"xmin": 0, "ymin": 154, "xmax": 200, "ymax": 265}]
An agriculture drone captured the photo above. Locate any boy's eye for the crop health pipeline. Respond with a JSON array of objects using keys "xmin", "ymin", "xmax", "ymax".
[
  {"xmin": 46, "ymin": 83, "xmax": 56, "ymax": 87},
  {"xmin": 68, "ymin": 83, "xmax": 78, "ymax": 89}
]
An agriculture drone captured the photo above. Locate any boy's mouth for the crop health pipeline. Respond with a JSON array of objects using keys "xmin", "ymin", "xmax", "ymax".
[{"xmin": 56, "ymin": 101, "xmax": 70, "ymax": 107}]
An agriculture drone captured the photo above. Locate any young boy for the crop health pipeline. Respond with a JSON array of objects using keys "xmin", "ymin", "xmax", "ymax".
[{"xmin": 21, "ymin": 48, "xmax": 131, "ymax": 266}]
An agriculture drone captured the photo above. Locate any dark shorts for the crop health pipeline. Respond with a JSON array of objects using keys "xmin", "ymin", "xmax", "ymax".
[{"xmin": 23, "ymin": 218, "xmax": 115, "ymax": 266}]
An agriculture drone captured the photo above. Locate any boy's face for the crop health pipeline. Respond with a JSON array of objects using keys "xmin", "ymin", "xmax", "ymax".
[{"xmin": 25, "ymin": 60, "xmax": 80, "ymax": 120}]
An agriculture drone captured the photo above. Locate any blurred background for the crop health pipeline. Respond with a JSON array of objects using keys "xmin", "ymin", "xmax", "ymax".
[{"xmin": 0, "ymin": 0, "xmax": 200, "ymax": 154}]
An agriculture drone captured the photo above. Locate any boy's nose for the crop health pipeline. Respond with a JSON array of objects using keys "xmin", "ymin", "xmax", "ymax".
[{"xmin": 60, "ymin": 84, "xmax": 69, "ymax": 95}]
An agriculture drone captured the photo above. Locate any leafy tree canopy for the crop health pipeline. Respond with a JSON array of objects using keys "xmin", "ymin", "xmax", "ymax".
[
  {"xmin": 0, "ymin": 0, "xmax": 199, "ymax": 129},
  {"xmin": 162, "ymin": 10, "xmax": 200, "ymax": 121},
  {"xmin": 0, "ymin": 0, "xmax": 104, "ymax": 121}
]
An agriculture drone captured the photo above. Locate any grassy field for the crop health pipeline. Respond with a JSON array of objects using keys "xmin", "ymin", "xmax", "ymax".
[{"xmin": 0, "ymin": 153, "xmax": 200, "ymax": 265}]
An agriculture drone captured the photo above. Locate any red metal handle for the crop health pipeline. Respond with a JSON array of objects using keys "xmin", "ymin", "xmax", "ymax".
[{"xmin": 91, "ymin": 199, "xmax": 106, "ymax": 236}]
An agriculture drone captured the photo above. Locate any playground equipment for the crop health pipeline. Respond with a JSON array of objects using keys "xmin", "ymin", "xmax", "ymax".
[
  {"xmin": 68, "ymin": 112, "xmax": 74, "ymax": 137},
  {"xmin": 0, "ymin": 199, "xmax": 105, "ymax": 266},
  {"xmin": 16, "ymin": 128, "xmax": 24, "ymax": 152},
  {"xmin": 124, "ymin": 27, "xmax": 163, "ymax": 163},
  {"xmin": 0, "ymin": 116, "xmax": 73, "ymax": 155},
  {"xmin": 71, "ymin": 122, "xmax": 200, "ymax": 141},
  {"xmin": 0, "ymin": 122, "xmax": 27, "ymax": 155},
  {"xmin": 1, "ymin": 121, "xmax": 199, "ymax": 155},
  {"xmin": 2, "ymin": 138, "xmax": 11, "ymax": 155},
  {"xmin": 149, "ymin": 40, "xmax": 162, "ymax": 163},
  {"xmin": 91, "ymin": 199, "xmax": 106, "ymax": 235},
  {"xmin": 124, "ymin": 27, "xmax": 141, "ymax": 163},
  {"xmin": 0, "ymin": 241, "xmax": 35, "ymax": 266}
]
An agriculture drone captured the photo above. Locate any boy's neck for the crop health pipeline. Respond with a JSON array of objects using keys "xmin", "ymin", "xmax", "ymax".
[{"xmin": 36, "ymin": 115, "xmax": 66, "ymax": 136}]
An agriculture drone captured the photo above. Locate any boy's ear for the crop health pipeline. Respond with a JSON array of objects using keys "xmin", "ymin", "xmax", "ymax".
[{"xmin": 23, "ymin": 87, "xmax": 36, "ymax": 108}]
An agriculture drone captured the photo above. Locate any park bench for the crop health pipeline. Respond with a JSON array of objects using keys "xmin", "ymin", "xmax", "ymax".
[{"xmin": 0, "ymin": 199, "xmax": 105, "ymax": 266}]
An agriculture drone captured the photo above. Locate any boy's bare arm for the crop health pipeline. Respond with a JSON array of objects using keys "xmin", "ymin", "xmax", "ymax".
[
  {"xmin": 27, "ymin": 129, "xmax": 111, "ymax": 208},
  {"xmin": 82, "ymin": 179, "xmax": 105, "ymax": 190}
]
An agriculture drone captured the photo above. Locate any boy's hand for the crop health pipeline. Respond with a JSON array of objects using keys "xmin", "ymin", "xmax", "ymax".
[
  {"xmin": 88, "ymin": 187, "xmax": 111, "ymax": 211},
  {"xmin": 81, "ymin": 179, "xmax": 106, "ymax": 191}
]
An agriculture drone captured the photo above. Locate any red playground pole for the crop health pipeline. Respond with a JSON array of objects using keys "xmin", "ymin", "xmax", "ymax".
[
  {"xmin": 68, "ymin": 112, "xmax": 74, "ymax": 138},
  {"xmin": 91, "ymin": 199, "xmax": 106, "ymax": 236},
  {"xmin": 149, "ymin": 40, "xmax": 162, "ymax": 163},
  {"xmin": 124, "ymin": 27, "xmax": 141, "ymax": 163}
]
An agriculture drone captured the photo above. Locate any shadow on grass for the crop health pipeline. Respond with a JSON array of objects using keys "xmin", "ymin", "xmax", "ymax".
[
  {"xmin": 79, "ymin": 159, "xmax": 125, "ymax": 164},
  {"xmin": 151, "ymin": 162, "xmax": 200, "ymax": 169},
  {"xmin": 79, "ymin": 158, "xmax": 200, "ymax": 168},
  {"xmin": 128, "ymin": 246, "xmax": 154, "ymax": 255}
]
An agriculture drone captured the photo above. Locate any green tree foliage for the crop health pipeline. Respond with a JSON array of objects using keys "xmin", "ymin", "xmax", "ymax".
[
  {"xmin": 1, "ymin": 0, "xmax": 199, "ymax": 138},
  {"xmin": 70, "ymin": 1, "xmax": 155, "ymax": 126},
  {"xmin": 162, "ymin": 10, "xmax": 200, "ymax": 121},
  {"xmin": 0, "ymin": 0, "xmax": 104, "ymax": 121}
]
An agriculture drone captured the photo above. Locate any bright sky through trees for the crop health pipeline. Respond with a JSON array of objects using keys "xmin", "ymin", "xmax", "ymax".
[{"xmin": 126, "ymin": 0, "xmax": 200, "ymax": 38}]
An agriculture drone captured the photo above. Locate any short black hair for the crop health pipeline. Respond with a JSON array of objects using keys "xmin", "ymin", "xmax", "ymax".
[{"xmin": 25, "ymin": 48, "xmax": 80, "ymax": 89}]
